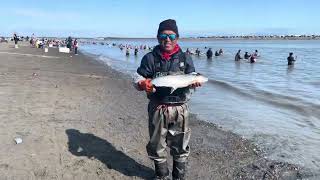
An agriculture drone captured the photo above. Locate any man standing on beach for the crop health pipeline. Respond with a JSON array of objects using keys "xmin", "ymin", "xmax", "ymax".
[
  {"xmin": 67, "ymin": 36, "xmax": 73, "ymax": 51},
  {"xmin": 74, "ymin": 39, "xmax": 78, "ymax": 55},
  {"xmin": 134, "ymin": 19, "xmax": 201, "ymax": 180},
  {"xmin": 13, "ymin": 33, "xmax": 19, "ymax": 48}
]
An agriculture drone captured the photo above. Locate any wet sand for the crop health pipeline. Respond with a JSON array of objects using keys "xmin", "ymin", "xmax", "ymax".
[{"xmin": 0, "ymin": 42, "xmax": 309, "ymax": 179}]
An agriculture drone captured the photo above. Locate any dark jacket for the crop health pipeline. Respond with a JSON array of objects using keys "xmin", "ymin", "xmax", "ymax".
[
  {"xmin": 235, "ymin": 52, "xmax": 242, "ymax": 61},
  {"xmin": 137, "ymin": 45, "xmax": 195, "ymax": 103},
  {"xmin": 287, "ymin": 56, "xmax": 295, "ymax": 65},
  {"xmin": 244, "ymin": 53, "xmax": 251, "ymax": 59},
  {"xmin": 206, "ymin": 49, "xmax": 213, "ymax": 58}
]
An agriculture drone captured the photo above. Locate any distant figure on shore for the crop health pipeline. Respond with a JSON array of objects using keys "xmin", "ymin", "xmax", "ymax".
[
  {"xmin": 134, "ymin": 47, "xmax": 138, "ymax": 56},
  {"xmin": 235, "ymin": 50, "xmax": 242, "ymax": 61},
  {"xmin": 74, "ymin": 39, "xmax": 78, "ymax": 55},
  {"xmin": 215, "ymin": 50, "xmax": 220, "ymax": 57},
  {"xmin": 29, "ymin": 38, "xmax": 33, "ymax": 46},
  {"xmin": 206, "ymin": 48, "xmax": 213, "ymax": 59},
  {"xmin": 219, "ymin": 49, "xmax": 224, "ymax": 55},
  {"xmin": 287, "ymin": 52, "xmax": 296, "ymax": 65},
  {"xmin": 126, "ymin": 48, "xmax": 130, "ymax": 56},
  {"xmin": 67, "ymin": 36, "xmax": 72, "ymax": 51},
  {"xmin": 13, "ymin": 33, "xmax": 19, "ymax": 47},
  {"xmin": 244, "ymin": 52, "xmax": 251, "ymax": 59},
  {"xmin": 196, "ymin": 48, "xmax": 200, "ymax": 56}
]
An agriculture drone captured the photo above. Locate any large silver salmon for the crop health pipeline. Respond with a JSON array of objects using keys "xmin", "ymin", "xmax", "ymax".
[{"xmin": 151, "ymin": 73, "xmax": 208, "ymax": 94}]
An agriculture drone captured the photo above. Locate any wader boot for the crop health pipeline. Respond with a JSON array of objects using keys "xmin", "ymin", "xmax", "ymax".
[
  {"xmin": 154, "ymin": 161, "xmax": 170, "ymax": 180},
  {"xmin": 172, "ymin": 161, "xmax": 186, "ymax": 180}
]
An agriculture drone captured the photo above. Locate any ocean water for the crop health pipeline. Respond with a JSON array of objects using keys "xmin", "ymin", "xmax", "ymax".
[{"xmin": 80, "ymin": 39, "xmax": 320, "ymax": 174}]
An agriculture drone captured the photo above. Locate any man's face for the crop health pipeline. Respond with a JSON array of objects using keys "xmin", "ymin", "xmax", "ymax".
[{"xmin": 158, "ymin": 30, "xmax": 178, "ymax": 52}]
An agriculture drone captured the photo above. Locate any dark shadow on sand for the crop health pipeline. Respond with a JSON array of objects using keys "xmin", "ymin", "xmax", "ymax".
[{"xmin": 66, "ymin": 129, "xmax": 153, "ymax": 179}]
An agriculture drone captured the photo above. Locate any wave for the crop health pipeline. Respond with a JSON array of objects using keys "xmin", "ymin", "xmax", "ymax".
[{"xmin": 207, "ymin": 79, "xmax": 320, "ymax": 119}]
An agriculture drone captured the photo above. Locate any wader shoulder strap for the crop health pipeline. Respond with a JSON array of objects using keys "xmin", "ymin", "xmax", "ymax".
[
  {"xmin": 154, "ymin": 55, "xmax": 162, "ymax": 75},
  {"xmin": 178, "ymin": 52, "xmax": 187, "ymax": 73}
]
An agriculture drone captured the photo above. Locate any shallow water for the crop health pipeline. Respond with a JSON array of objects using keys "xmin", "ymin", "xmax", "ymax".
[{"xmin": 80, "ymin": 39, "xmax": 320, "ymax": 173}]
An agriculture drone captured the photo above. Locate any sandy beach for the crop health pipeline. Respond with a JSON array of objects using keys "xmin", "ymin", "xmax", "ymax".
[{"xmin": 0, "ymin": 42, "xmax": 307, "ymax": 180}]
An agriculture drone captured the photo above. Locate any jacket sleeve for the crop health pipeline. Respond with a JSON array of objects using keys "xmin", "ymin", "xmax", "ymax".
[
  {"xmin": 137, "ymin": 53, "xmax": 154, "ymax": 78},
  {"xmin": 133, "ymin": 53, "xmax": 154, "ymax": 90},
  {"xmin": 184, "ymin": 53, "xmax": 195, "ymax": 74}
]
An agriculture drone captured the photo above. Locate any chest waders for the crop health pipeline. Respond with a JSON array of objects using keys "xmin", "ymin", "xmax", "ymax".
[{"xmin": 146, "ymin": 53, "xmax": 191, "ymax": 180}]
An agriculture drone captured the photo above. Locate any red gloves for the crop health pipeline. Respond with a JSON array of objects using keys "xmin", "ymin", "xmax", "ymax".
[
  {"xmin": 138, "ymin": 79, "xmax": 154, "ymax": 93},
  {"xmin": 190, "ymin": 82, "xmax": 202, "ymax": 88}
]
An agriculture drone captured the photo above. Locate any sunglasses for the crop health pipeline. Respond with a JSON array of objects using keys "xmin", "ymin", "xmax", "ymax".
[{"xmin": 158, "ymin": 34, "xmax": 177, "ymax": 41}]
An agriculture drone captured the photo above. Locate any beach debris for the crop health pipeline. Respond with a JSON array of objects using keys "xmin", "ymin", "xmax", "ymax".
[
  {"xmin": 120, "ymin": 146, "xmax": 127, "ymax": 153},
  {"xmin": 14, "ymin": 137, "xmax": 23, "ymax": 144},
  {"xmin": 32, "ymin": 72, "xmax": 38, "ymax": 77},
  {"xmin": 58, "ymin": 47, "xmax": 70, "ymax": 53},
  {"xmin": 33, "ymin": 167, "xmax": 48, "ymax": 177},
  {"xmin": 96, "ymin": 167, "xmax": 103, "ymax": 175}
]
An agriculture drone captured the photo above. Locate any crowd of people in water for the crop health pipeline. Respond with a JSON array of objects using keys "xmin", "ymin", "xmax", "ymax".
[
  {"xmin": 81, "ymin": 40, "xmax": 297, "ymax": 66},
  {"xmin": 234, "ymin": 49, "xmax": 260, "ymax": 63},
  {"xmin": 64, "ymin": 39, "xmax": 298, "ymax": 66},
  {"xmin": 8, "ymin": 33, "xmax": 297, "ymax": 66}
]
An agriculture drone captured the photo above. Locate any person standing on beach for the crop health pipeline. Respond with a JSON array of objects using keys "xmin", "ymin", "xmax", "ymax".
[
  {"xmin": 13, "ymin": 33, "xmax": 19, "ymax": 47},
  {"xmin": 74, "ymin": 39, "xmax": 78, "ymax": 55},
  {"xmin": 287, "ymin": 52, "xmax": 296, "ymax": 65},
  {"xmin": 30, "ymin": 33, "xmax": 35, "ymax": 47},
  {"xmin": 134, "ymin": 19, "xmax": 201, "ymax": 180},
  {"xmin": 67, "ymin": 36, "xmax": 72, "ymax": 51}
]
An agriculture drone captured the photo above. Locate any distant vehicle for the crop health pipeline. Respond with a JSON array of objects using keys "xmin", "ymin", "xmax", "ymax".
[{"xmin": 0, "ymin": 37, "xmax": 8, "ymax": 43}]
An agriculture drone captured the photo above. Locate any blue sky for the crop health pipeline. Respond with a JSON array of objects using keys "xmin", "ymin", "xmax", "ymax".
[{"xmin": 0, "ymin": 0, "xmax": 319, "ymax": 37}]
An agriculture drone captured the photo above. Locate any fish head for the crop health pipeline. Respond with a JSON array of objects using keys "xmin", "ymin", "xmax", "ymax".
[{"xmin": 194, "ymin": 74, "xmax": 208, "ymax": 83}]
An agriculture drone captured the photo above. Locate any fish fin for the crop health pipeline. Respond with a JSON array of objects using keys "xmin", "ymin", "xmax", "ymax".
[{"xmin": 170, "ymin": 87, "xmax": 177, "ymax": 94}]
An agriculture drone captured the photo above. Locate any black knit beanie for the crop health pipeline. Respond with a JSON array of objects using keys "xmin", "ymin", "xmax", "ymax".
[{"xmin": 157, "ymin": 19, "xmax": 179, "ymax": 37}]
